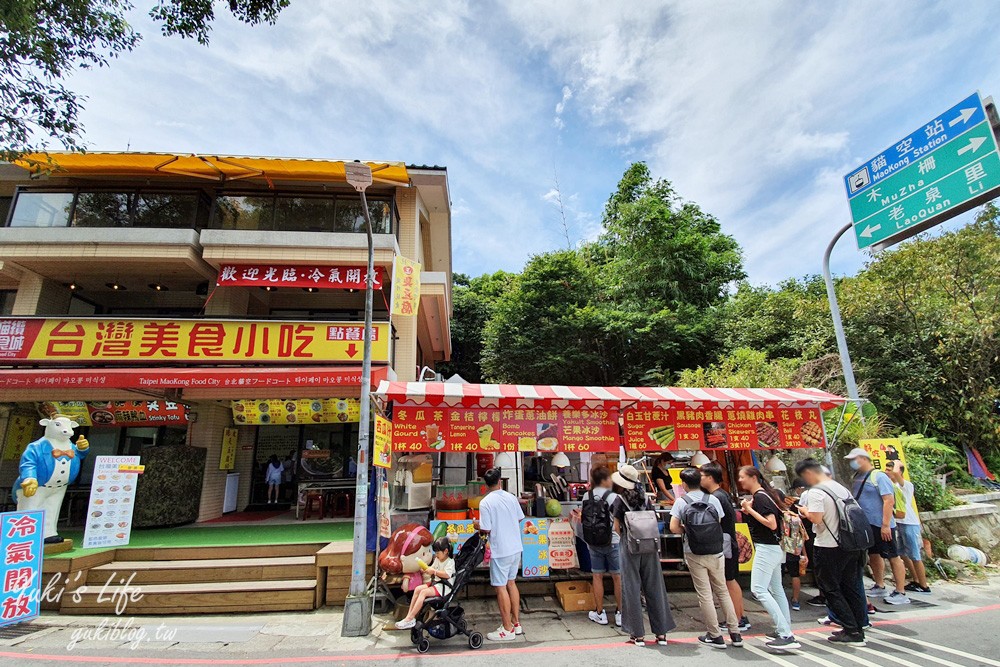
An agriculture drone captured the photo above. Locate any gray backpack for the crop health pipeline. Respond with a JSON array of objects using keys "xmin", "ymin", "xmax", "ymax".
[{"xmin": 622, "ymin": 496, "xmax": 660, "ymax": 555}]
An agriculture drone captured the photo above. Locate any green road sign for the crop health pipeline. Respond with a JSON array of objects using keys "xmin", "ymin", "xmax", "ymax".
[{"xmin": 845, "ymin": 92, "xmax": 1000, "ymax": 250}]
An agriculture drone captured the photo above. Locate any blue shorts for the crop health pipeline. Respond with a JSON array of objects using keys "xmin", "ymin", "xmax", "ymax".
[
  {"xmin": 490, "ymin": 553, "xmax": 521, "ymax": 586},
  {"xmin": 588, "ymin": 543, "xmax": 621, "ymax": 574},
  {"xmin": 897, "ymin": 524, "xmax": 923, "ymax": 561}
]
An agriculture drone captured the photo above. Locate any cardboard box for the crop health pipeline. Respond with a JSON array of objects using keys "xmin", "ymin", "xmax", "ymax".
[{"xmin": 555, "ymin": 580, "xmax": 595, "ymax": 612}]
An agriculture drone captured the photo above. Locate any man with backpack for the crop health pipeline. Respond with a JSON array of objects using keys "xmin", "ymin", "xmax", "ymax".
[
  {"xmin": 582, "ymin": 466, "xmax": 622, "ymax": 627},
  {"xmin": 669, "ymin": 467, "xmax": 742, "ymax": 649},
  {"xmin": 846, "ymin": 448, "xmax": 910, "ymax": 605},
  {"xmin": 795, "ymin": 458, "xmax": 868, "ymax": 646}
]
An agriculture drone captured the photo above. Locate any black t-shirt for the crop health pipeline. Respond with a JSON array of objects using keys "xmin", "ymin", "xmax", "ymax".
[
  {"xmin": 710, "ymin": 488, "xmax": 738, "ymax": 540},
  {"xmin": 611, "ymin": 489, "xmax": 651, "ymax": 525},
  {"xmin": 745, "ymin": 490, "xmax": 782, "ymax": 545},
  {"xmin": 652, "ymin": 466, "xmax": 671, "ymax": 493}
]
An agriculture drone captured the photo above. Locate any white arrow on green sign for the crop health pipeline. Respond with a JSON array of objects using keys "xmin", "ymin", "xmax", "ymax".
[{"xmin": 844, "ymin": 92, "xmax": 1000, "ymax": 250}]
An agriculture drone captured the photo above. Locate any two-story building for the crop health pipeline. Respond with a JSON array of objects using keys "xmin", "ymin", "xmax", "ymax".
[{"xmin": 0, "ymin": 152, "xmax": 451, "ymax": 525}]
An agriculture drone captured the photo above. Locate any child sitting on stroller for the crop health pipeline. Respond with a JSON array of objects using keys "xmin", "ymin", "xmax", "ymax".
[{"xmin": 395, "ymin": 538, "xmax": 455, "ymax": 629}]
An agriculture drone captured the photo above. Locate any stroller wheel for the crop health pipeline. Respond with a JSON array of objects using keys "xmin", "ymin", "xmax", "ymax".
[
  {"xmin": 417, "ymin": 638, "xmax": 431, "ymax": 654},
  {"xmin": 410, "ymin": 629, "xmax": 422, "ymax": 645},
  {"xmin": 455, "ymin": 618, "xmax": 468, "ymax": 633},
  {"xmin": 469, "ymin": 632, "xmax": 484, "ymax": 650}
]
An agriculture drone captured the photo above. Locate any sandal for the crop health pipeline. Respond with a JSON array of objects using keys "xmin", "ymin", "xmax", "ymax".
[
  {"xmin": 656, "ymin": 635, "xmax": 668, "ymax": 646},
  {"xmin": 629, "ymin": 635, "xmax": 646, "ymax": 647}
]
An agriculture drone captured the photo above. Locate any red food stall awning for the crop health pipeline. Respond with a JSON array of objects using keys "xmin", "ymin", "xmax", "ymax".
[
  {"xmin": 375, "ymin": 382, "xmax": 847, "ymax": 411},
  {"xmin": 0, "ymin": 366, "xmax": 389, "ymax": 391}
]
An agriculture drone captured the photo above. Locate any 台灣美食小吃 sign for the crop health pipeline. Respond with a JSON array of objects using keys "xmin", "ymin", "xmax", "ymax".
[{"xmin": 845, "ymin": 91, "xmax": 1000, "ymax": 250}]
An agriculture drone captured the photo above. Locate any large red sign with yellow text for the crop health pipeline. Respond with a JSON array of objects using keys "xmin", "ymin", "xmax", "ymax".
[
  {"xmin": 217, "ymin": 264, "xmax": 384, "ymax": 290},
  {"xmin": 624, "ymin": 406, "xmax": 825, "ymax": 451},
  {"xmin": 0, "ymin": 318, "xmax": 389, "ymax": 364},
  {"xmin": 392, "ymin": 406, "xmax": 620, "ymax": 453}
]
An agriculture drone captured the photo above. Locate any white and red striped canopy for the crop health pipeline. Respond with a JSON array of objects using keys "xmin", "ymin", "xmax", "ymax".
[{"xmin": 374, "ymin": 382, "xmax": 846, "ymax": 411}]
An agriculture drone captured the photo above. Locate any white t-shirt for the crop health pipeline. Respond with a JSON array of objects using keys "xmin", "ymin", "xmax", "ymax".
[
  {"xmin": 478, "ymin": 489, "xmax": 525, "ymax": 559},
  {"xmin": 431, "ymin": 556, "xmax": 456, "ymax": 582},
  {"xmin": 806, "ymin": 479, "xmax": 851, "ymax": 548},
  {"xmin": 897, "ymin": 480, "xmax": 920, "ymax": 525},
  {"xmin": 670, "ymin": 490, "xmax": 724, "ymax": 554}
]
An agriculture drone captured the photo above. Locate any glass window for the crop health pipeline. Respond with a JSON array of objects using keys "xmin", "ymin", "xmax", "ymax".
[
  {"xmin": 73, "ymin": 192, "xmax": 131, "ymax": 227},
  {"xmin": 9, "ymin": 192, "xmax": 73, "ymax": 227},
  {"xmin": 134, "ymin": 193, "xmax": 198, "ymax": 228},
  {"xmin": 274, "ymin": 196, "xmax": 336, "ymax": 232},
  {"xmin": 213, "ymin": 195, "xmax": 274, "ymax": 230},
  {"xmin": 0, "ymin": 197, "xmax": 11, "ymax": 225},
  {"xmin": 0, "ymin": 291, "xmax": 14, "ymax": 315},
  {"xmin": 334, "ymin": 198, "xmax": 391, "ymax": 234}
]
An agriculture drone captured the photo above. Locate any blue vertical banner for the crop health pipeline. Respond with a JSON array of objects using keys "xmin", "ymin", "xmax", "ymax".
[
  {"xmin": 519, "ymin": 518, "xmax": 550, "ymax": 578},
  {"xmin": 0, "ymin": 510, "xmax": 44, "ymax": 627}
]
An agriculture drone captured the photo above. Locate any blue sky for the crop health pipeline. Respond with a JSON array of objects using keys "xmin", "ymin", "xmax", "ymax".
[{"xmin": 64, "ymin": 1, "xmax": 1000, "ymax": 285}]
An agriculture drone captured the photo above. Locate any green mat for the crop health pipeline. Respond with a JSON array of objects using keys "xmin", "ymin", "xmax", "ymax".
[{"xmin": 49, "ymin": 521, "xmax": 354, "ymax": 559}]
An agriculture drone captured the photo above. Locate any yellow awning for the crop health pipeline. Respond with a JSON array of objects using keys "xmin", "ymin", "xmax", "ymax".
[{"xmin": 15, "ymin": 152, "xmax": 410, "ymax": 186}]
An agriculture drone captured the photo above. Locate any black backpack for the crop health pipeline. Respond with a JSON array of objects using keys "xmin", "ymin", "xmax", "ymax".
[
  {"xmin": 581, "ymin": 490, "xmax": 613, "ymax": 547},
  {"xmin": 680, "ymin": 496, "xmax": 724, "ymax": 555},
  {"xmin": 817, "ymin": 486, "xmax": 875, "ymax": 552}
]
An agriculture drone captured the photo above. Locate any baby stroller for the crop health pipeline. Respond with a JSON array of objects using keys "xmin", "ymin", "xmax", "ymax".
[{"xmin": 408, "ymin": 531, "xmax": 487, "ymax": 653}]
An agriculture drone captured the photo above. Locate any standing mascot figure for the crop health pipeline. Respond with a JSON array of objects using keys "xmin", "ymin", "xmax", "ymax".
[{"xmin": 13, "ymin": 415, "xmax": 89, "ymax": 543}]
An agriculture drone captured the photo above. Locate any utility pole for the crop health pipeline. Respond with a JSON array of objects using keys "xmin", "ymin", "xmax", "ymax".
[
  {"xmin": 822, "ymin": 220, "xmax": 866, "ymax": 474},
  {"xmin": 342, "ymin": 161, "xmax": 375, "ymax": 637}
]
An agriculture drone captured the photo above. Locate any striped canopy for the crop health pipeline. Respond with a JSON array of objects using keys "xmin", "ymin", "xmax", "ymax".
[{"xmin": 374, "ymin": 382, "xmax": 846, "ymax": 411}]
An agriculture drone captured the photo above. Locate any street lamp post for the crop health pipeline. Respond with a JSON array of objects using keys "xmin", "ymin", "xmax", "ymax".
[{"xmin": 342, "ymin": 161, "xmax": 375, "ymax": 637}]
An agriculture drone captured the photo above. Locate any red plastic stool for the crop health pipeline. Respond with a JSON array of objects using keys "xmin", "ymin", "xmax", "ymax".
[{"xmin": 303, "ymin": 491, "xmax": 325, "ymax": 520}]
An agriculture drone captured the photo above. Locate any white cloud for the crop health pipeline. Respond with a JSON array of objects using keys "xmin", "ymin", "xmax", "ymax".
[{"xmin": 58, "ymin": 1, "xmax": 1000, "ymax": 284}]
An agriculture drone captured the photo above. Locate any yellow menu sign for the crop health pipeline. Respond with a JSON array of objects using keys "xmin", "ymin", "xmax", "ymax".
[
  {"xmin": 231, "ymin": 398, "xmax": 361, "ymax": 425},
  {"xmin": 374, "ymin": 415, "xmax": 392, "ymax": 469}
]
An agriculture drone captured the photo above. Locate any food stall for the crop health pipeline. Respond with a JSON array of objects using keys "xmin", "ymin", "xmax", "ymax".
[{"xmin": 374, "ymin": 382, "xmax": 846, "ymax": 584}]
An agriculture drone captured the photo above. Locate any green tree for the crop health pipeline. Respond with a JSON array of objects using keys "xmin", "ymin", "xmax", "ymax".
[
  {"xmin": 436, "ymin": 271, "xmax": 514, "ymax": 383},
  {"xmin": 842, "ymin": 211, "xmax": 1000, "ymax": 453},
  {"xmin": 1, "ymin": 0, "xmax": 289, "ymax": 164},
  {"xmin": 596, "ymin": 162, "xmax": 745, "ymax": 311}
]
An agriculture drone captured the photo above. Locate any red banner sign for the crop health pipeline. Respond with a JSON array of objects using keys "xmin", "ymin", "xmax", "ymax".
[
  {"xmin": 392, "ymin": 407, "xmax": 620, "ymax": 453},
  {"xmin": 216, "ymin": 264, "xmax": 384, "ymax": 290},
  {"xmin": 624, "ymin": 406, "xmax": 825, "ymax": 451},
  {"xmin": 0, "ymin": 366, "xmax": 388, "ymax": 390}
]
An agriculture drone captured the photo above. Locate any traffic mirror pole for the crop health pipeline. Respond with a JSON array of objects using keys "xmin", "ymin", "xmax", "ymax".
[
  {"xmin": 343, "ymin": 162, "xmax": 376, "ymax": 637},
  {"xmin": 822, "ymin": 222, "xmax": 865, "ymax": 446}
]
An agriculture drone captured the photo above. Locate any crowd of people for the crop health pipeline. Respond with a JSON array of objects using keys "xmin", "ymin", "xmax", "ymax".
[{"xmin": 429, "ymin": 447, "xmax": 930, "ymax": 651}]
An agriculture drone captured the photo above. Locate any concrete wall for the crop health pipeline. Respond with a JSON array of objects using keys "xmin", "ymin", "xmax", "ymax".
[{"xmin": 920, "ymin": 494, "xmax": 1000, "ymax": 558}]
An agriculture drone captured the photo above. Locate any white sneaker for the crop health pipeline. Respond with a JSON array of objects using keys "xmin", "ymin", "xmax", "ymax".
[
  {"xmin": 395, "ymin": 618, "xmax": 415, "ymax": 629},
  {"xmin": 615, "ymin": 611, "xmax": 622, "ymax": 627},
  {"xmin": 487, "ymin": 626, "xmax": 517, "ymax": 642},
  {"xmin": 884, "ymin": 591, "xmax": 911, "ymax": 605},
  {"xmin": 867, "ymin": 584, "xmax": 888, "ymax": 598},
  {"xmin": 513, "ymin": 623, "xmax": 524, "ymax": 635},
  {"xmin": 588, "ymin": 610, "xmax": 609, "ymax": 625}
]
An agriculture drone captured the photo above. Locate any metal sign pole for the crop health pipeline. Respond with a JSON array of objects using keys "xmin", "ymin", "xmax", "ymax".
[
  {"xmin": 822, "ymin": 222, "xmax": 864, "ymax": 418},
  {"xmin": 343, "ymin": 162, "xmax": 376, "ymax": 637}
]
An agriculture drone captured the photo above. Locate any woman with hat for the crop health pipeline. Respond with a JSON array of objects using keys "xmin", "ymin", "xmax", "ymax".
[{"xmin": 610, "ymin": 463, "xmax": 676, "ymax": 646}]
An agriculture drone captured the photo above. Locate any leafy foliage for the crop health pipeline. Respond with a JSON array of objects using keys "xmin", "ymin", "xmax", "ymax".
[
  {"xmin": 900, "ymin": 433, "xmax": 962, "ymax": 512},
  {"xmin": 436, "ymin": 272, "xmax": 514, "ymax": 384},
  {"xmin": 475, "ymin": 163, "xmax": 744, "ymax": 385},
  {"xmin": 0, "ymin": 0, "xmax": 289, "ymax": 163}
]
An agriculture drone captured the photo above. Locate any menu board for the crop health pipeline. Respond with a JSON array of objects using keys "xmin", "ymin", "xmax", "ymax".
[
  {"xmin": 82, "ymin": 455, "xmax": 141, "ymax": 549},
  {"xmin": 624, "ymin": 406, "xmax": 826, "ymax": 451},
  {"xmin": 520, "ymin": 518, "xmax": 550, "ymax": 578},
  {"xmin": 44, "ymin": 401, "xmax": 189, "ymax": 427},
  {"xmin": 547, "ymin": 520, "xmax": 578, "ymax": 570},
  {"xmin": 232, "ymin": 398, "xmax": 360, "ymax": 425},
  {"xmin": 392, "ymin": 406, "xmax": 620, "ymax": 453}
]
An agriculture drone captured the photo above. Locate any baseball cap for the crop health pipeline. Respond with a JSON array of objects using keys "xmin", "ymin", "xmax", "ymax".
[{"xmin": 844, "ymin": 447, "xmax": 871, "ymax": 461}]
